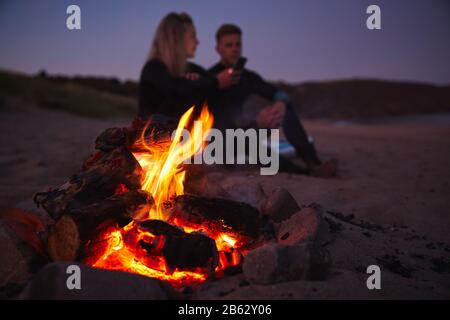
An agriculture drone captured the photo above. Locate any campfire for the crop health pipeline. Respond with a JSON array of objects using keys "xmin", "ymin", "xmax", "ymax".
[{"xmin": 34, "ymin": 104, "xmax": 270, "ymax": 287}]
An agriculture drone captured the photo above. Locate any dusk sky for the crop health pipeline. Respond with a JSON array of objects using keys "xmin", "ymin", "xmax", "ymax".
[{"xmin": 1, "ymin": 0, "xmax": 449, "ymax": 84}]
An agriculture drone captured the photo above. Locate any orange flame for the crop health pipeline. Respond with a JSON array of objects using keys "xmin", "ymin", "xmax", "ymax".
[
  {"xmin": 85, "ymin": 105, "xmax": 247, "ymax": 287},
  {"xmin": 133, "ymin": 105, "xmax": 213, "ymax": 220}
]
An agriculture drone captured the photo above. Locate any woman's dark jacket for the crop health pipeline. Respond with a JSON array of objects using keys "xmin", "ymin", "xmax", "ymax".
[{"xmin": 138, "ymin": 58, "xmax": 218, "ymax": 119}]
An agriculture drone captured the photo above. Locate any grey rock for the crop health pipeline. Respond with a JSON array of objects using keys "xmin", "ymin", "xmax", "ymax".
[
  {"xmin": 0, "ymin": 223, "xmax": 34, "ymax": 287},
  {"xmin": 278, "ymin": 206, "xmax": 322, "ymax": 245},
  {"xmin": 195, "ymin": 174, "xmax": 232, "ymax": 199},
  {"xmin": 0, "ymin": 209, "xmax": 47, "ymax": 288},
  {"xmin": 261, "ymin": 187, "xmax": 300, "ymax": 222},
  {"xmin": 184, "ymin": 172, "xmax": 267, "ymax": 212},
  {"xmin": 243, "ymin": 243, "xmax": 330, "ymax": 285},
  {"xmin": 17, "ymin": 262, "xmax": 177, "ymax": 300},
  {"xmin": 221, "ymin": 178, "xmax": 267, "ymax": 211}
]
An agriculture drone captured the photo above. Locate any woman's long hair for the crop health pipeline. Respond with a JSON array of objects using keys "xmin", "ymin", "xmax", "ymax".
[{"xmin": 150, "ymin": 12, "xmax": 193, "ymax": 77}]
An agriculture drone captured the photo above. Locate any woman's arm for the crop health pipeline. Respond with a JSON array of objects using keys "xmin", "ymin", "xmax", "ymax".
[{"xmin": 142, "ymin": 60, "xmax": 218, "ymax": 97}]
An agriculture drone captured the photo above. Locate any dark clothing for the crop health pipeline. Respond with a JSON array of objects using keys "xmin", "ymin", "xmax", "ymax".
[
  {"xmin": 208, "ymin": 63, "xmax": 283, "ymax": 130},
  {"xmin": 208, "ymin": 63, "xmax": 280, "ymax": 104},
  {"xmin": 208, "ymin": 62, "xmax": 321, "ymax": 169},
  {"xmin": 138, "ymin": 59, "xmax": 218, "ymax": 119}
]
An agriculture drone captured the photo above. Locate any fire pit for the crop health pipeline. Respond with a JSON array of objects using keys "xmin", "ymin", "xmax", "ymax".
[{"xmin": 34, "ymin": 105, "xmax": 275, "ymax": 288}]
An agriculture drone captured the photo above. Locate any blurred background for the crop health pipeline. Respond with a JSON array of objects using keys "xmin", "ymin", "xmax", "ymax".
[
  {"xmin": 1, "ymin": 0, "xmax": 450, "ymax": 83},
  {"xmin": 1, "ymin": 0, "xmax": 449, "ymax": 119}
]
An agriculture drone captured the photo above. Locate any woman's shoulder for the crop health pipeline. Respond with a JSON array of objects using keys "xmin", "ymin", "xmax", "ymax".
[
  {"xmin": 142, "ymin": 58, "xmax": 167, "ymax": 71},
  {"xmin": 140, "ymin": 58, "xmax": 169, "ymax": 80},
  {"xmin": 186, "ymin": 62, "xmax": 208, "ymax": 75}
]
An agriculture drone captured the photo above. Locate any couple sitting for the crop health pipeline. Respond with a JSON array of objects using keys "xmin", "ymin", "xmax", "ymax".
[{"xmin": 138, "ymin": 12, "xmax": 337, "ymax": 177}]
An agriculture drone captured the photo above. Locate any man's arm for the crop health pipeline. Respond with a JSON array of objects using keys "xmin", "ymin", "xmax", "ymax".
[
  {"xmin": 247, "ymin": 70, "xmax": 290, "ymax": 104},
  {"xmin": 246, "ymin": 70, "xmax": 290, "ymax": 129}
]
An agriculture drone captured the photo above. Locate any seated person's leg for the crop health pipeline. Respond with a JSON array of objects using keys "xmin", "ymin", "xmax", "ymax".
[
  {"xmin": 278, "ymin": 153, "xmax": 310, "ymax": 175},
  {"xmin": 282, "ymin": 103, "xmax": 321, "ymax": 167},
  {"xmin": 256, "ymin": 116, "xmax": 311, "ymax": 175},
  {"xmin": 282, "ymin": 104, "xmax": 338, "ymax": 177}
]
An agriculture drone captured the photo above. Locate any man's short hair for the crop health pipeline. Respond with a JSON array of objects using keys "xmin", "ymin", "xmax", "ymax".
[{"xmin": 216, "ymin": 24, "xmax": 242, "ymax": 43}]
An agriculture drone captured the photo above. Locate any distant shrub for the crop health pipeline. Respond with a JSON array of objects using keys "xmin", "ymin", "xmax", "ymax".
[{"xmin": 0, "ymin": 70, "xmax": 137, "ymax": 119}]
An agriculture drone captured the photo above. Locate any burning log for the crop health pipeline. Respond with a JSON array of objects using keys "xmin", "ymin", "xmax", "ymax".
[
  {"xmin": 94, "ymin": 127, "xmax": 130, "ymax": 151},
  {"xmin": 47, "ymin": 190, "xmax": 153, "ymax": 261},
  {"xmin": 94, "ymin": 119, "xmax": 177, "ymax": 153},
  {"xmin": 127, "ymin": 118, "xmax": 177, "ymax": 153},
  {"xmin": 138, "ymin": 220, "xmax": 219, "ymax": 273},
  {"xmin": 166, "ymin": 195, "xmax": 262, "ymax": 240},
  {"xmin": 34, "ymin": 147, "xmax": 143, "ymax": 220},
  {"xmin": 32, "ymin": 107, "xmax": 273, "ymax": 286}
]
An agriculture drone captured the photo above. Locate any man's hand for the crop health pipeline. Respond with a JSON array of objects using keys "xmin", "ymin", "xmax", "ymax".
[
  {"xmin": 256, "ymin": 101, "xmax": 286, "ymax": 129},
  {"xmin": 216, "ymin": 68, "xmax": 241, "ymax": 89}
]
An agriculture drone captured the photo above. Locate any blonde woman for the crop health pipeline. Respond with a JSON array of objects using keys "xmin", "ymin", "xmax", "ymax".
[{"xmin": 138, "ymin": 12, "xmax": 238, "ymax": 120}]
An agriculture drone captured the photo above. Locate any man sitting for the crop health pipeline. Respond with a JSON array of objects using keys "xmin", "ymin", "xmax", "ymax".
[{"xmin": 208, "ymin": 24, "xmax": 337, "ymax": 176}]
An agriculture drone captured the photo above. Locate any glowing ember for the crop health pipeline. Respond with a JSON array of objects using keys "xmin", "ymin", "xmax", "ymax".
[
  {"xmin": 85, "ymin": 105, "xmax": 247, "ymax": 287},
  {"xmin": 88, "ymin": 223, "xmax": 208, "ymax": 285}
]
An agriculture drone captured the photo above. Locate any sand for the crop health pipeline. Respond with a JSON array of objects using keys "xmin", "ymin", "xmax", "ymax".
[{"xmin": 1, "ymin": 97, "xmax": 449, "ymax": 299}]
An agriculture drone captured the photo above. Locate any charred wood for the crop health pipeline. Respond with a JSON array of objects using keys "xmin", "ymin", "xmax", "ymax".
[
  {"xmin": 47, "ymin": 190, "xmax": 153, "ymax": 261},
  {"xmin": 34, "ymin": 147, "xmax": 143, "ymax": 220},
  {"xmin": 166, "ymin": 195, "xmax": 261, "ymax": 239},
  {"xmin": 138, "ymin": 219, "xmax": 218, "ymax": 273}
]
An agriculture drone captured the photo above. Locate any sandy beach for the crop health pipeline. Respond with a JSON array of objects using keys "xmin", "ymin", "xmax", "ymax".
[{"xmin": 1, "ymin": 97, "xmax": 449, "ymax": 299}]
